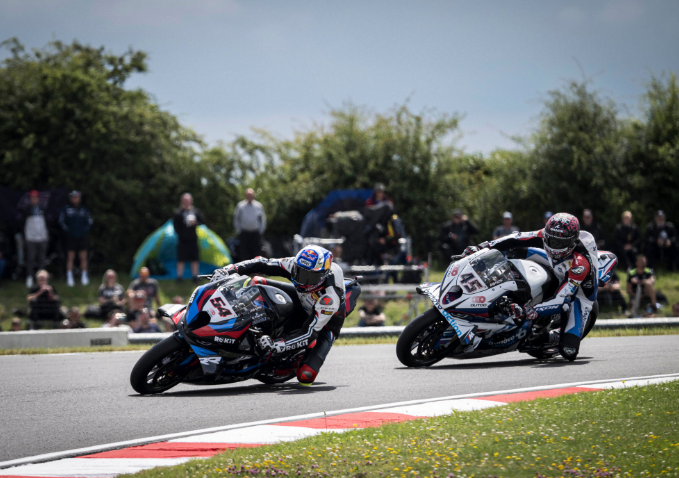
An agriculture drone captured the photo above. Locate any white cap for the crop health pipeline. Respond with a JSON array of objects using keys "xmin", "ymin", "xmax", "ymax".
[{"xmin": 502, "ymin": 211, "xmax": 513, "ymax": 219}]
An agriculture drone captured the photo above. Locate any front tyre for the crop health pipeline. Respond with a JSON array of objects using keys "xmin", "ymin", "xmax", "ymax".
[
  {"xmin": 130, "ymin": 336, "xmax": 191, "ymax": 394},
  {"xmin": 396, "ymin": 308, "xmax": 459, "ymax": 367}
]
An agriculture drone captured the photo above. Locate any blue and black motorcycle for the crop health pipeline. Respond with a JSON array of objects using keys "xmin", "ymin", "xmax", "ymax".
[
  {"xmin": 396, "ymin": 247, "xmax": 618, "ymax": 367},
  {"xmin": 130, "ymin": 274, "xmax": 361, "ymax": 394}
]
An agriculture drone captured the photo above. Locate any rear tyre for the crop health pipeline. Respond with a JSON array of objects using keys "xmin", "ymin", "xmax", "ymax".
[
  {"xmin": 396, "ymin": 308, "xmax": 459, "ymax": 367},
  {"xmin": 130, "ymin": 336, "xmax": 191, "ymax": 394}
]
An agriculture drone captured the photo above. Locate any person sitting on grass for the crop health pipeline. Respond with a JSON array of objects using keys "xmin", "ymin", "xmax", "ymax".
[
  {"xmin": 357, "ymin": 298, "xmax": 386, "ymax": 327},
  {"xmin": 27, "ymin": 269, "xmax": 62, "ymax": 327},
  {"xmin": 101, "ymin": 310, "xmax": 131, "ymax": 331},
  {"xmin": 132, "ymin": 309, "xmax": 162, "ymax": 333},
  {"xmin": 61, "ymin": 307, "xmax": 86, "ymax": 329},
  {"xmin": 95, "ymin": 269, "xmax": 125, "ymax": 318},
  {"xmin": 626, "ymin": 255, "xmax": 658, "ymax": 314},
  {"xmin": 597, "ymin": 271, "xmax": 628, "ymax": 315},
  {"xmin": 10, "ymin": 317, "xmax": 22, "ymax": 332}
]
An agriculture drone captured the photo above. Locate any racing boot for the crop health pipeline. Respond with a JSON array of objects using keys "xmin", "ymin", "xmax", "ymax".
[
  {"xmin": 558, "ymin": 332, "xmax": 580, "ymax": 362},
  {"xmin": 297, "ymin": 329, "xmax": 335, "ymax": 386}
]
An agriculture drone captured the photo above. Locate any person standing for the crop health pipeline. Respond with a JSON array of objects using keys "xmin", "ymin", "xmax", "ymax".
[
  {"xmin": 438, "ymin": 209, "xmax": 479, "ymax": 261},
  {"xmin": 580, "ymin": 209, "xmax": 606, "ymax": 249},
  {"xmin": 59, "ymin": 191, "xmax": 93, "ymax": 287},
  {"xmin": 23, "ymin": 190, "xmax": 49, "ymax": 287},
  {"xmin": 365, "ymin": 183, "xmax": 393, "ymax": 207},
  {"xmin": 173, "ymin": 193, "xmax": 205, "ymax": 281},
  {"xmin": 233, "ymin": 188, "xmax": 267, "ymax": 261},
  {"xmin": 613, "ymin": 211, "xmax": 640, "ymax": 271},
  {"xmin": 493, "ymin": 211, "xmax": 520, "ymax": 240},
  {"xmin": 644, "ymin": 210, "xmax": 677, "ymax": 271}
]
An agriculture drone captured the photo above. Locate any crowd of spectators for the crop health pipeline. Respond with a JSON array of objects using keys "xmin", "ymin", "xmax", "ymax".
[
  {"xmin": 15, "ymin": 265, "xmax": 178, "ymax": 332},
  {"xmin": 436, "ymin": 207, "xmax": 678, "ymax": 317}
]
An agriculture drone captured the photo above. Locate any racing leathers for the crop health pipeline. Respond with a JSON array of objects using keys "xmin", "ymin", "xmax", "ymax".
[
  {"xmin": 217, "ymin": 256, "xmax": 345, "ymax": 384},
  {"xmin": 481, "ymin": 229, "xmax": 599, "ymax": 360}
]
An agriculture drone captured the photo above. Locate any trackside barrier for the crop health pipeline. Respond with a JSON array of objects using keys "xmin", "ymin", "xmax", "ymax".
[
  {"xmin": 126, "ymin": 317, "xmax": 679, "ymax": 344},
  {"xmin": 0, "ymin": 328, "xmax": 129, "ymax": 349}
]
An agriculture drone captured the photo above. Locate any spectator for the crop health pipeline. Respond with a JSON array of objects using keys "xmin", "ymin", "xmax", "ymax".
[
  {"xmin": 357, "ymin": 299, "xmax": 386, "ymax": 327},
  {"xmin": 493, "ymin": 211, "xmax": 519, "ymax": 240},
  {"xmin": 626, "ymin": 255, "xmax": 658, "ymax": 313},
  {"xmin": 10, "ymin": 317, "xmax": 22, "ymax": 332},
  {"xmin": 23, "ymin": 190, "xmax": 49, "ymax": 288},
  {"xmin": 127, "ymin": 267, "xmax": 160, "ymax": 311},
  {"xmin": 365, "ymin": 183, "xmax": 393, "ymax": 207},
  {"xmin": 85, "ymin": 269, "xmax": 126, "ymax": 318},
  {"xmin": 27, "ymin": 269, "xmax": 61, "ymax": 325},
  {"xmin": 613, "ymin": 211, "xmax": 640, "ymax": 271},
  {"xmin": 126, "ymin": 290, "xmax": 147, "ymax": 322},
  {"xmin": 173, "ymin": 193, "xmax": 205, "ymax": 281},
  {"xmin": 59, "ymin": 191, "xmax": 93, "ymax": 287},
  {"xmin": 172, "ymin": 295, "xmax": 184, "ymax": 305},
  {"xmin": 101, "ymin": 310, "xmax": 131, "ymax": 331},
  {"xmin": 644, "ymin": 210, "xmax": 677, "ymax": 271},
  {"xmin": 580, "ymin": 209, "xmax": 605, "ymax": 249},
  {"xmin": 597, "ymin": 271, "xmax": 628, "ymax": 315},
  {"xmin": 438, "ymin": 210, "xmax": 479, "ymax": 261},
  {"xmin": 233, "ymin": 188, "xmax": 266, "ymax": 261},
  {"xmin": 673, "ymin": 302, "xmax": 679, "ymax": 317},
  {"xmin": 62, "ymin": 307, "xmax": 86, "ymax": 329},
  {"xmin": 133, "ymin": 309, "xmax": 162, "ymax": 333}
]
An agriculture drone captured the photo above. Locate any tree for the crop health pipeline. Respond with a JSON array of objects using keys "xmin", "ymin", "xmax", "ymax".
[{"xmin": 0, "ymin": 38, "xmax": 230, "ymax": 268}]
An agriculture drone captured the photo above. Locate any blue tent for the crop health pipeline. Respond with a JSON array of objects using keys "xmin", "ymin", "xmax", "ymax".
[
  {"xmin": 299, "ymin": 189, "xmax": 373, "ymax": 237},
  {"xmin": 130, "ymin": 220, "xmax": 232, "ymax": 279}
]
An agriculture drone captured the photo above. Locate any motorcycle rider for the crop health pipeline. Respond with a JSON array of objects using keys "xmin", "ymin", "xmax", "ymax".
[
  {"xmin": 462, "ymin": 213, "xmax": 600, "ymax": 361},
  {"xmin": 211, "ymin": 245, "xmax": 345, "ymax": 385}
]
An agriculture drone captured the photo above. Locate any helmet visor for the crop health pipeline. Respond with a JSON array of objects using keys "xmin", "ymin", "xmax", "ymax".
[
  {"xmin": 545, "ymin": 234, "xmax": 575, "ymax": 251},
  {"xmin": 292, "ymin": 267, "xmax": 326, "ymax": 286}
]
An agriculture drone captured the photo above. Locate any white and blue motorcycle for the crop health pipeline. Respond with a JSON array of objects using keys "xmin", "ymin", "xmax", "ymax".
[{"xmin": 396, "ymin": 247, "xmax": 618, "ymax": 367}]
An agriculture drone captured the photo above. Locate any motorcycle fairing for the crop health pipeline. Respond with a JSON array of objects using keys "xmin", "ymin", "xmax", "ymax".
[{"xmin": 419, "ymin": 283, "xmax": 476, "ymax": 345}]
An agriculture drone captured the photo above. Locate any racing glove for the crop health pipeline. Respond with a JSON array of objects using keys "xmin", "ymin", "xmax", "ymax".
[
  {"xmin": 210, "ymin": 266, "xmax": 236, "ymax": 283},
  {"xmin": 462, "ymin": 246, "xmax": 479, "ymax": 257},
  {"xmin": 256, "ymin": 335, "xmax": 274, "ymax": 354}
]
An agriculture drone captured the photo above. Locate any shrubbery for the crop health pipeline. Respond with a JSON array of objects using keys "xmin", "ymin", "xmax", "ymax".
[{"xmin": 1, "ymin": 39, "xmax": 677, "ymax": 267}]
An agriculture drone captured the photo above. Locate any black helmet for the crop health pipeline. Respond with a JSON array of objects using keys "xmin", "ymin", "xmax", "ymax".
[{"xmin": 543, "ymin": 213, "xmax": 580, "ymax": 261}]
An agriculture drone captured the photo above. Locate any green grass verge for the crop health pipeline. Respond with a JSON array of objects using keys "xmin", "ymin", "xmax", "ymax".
[{"xmin": 122, "ymin": 380, "xmax": 679, "ymax": 478}]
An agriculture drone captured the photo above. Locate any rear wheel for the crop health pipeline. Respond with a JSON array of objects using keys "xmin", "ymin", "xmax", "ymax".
[
  {"xmin": 396, "ymin": 309, "xmax": 460, "ymax": 367},
  {"xmin": 130, "ymin": 336, "xmax": 193, "ymax": 394}
]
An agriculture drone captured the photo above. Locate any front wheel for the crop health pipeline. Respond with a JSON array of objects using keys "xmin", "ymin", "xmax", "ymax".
[
  {"xmin": 130, "ymin": 336, "xmax": 192, "ymax": 394},
  {"xmin": 396, "ymin": 308, "xmax": 460, "ymax": 367}
]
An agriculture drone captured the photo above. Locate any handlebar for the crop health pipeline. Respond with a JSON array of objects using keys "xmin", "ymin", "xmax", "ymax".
[{"xmin": 345, "ymin": 275, "xmax": 363, "ymax": 288}]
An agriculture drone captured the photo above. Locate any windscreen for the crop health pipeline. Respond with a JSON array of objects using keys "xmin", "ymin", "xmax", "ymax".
[{"xmin": 470, "ymin": 249, "xmax": 514, "ymax": 288}]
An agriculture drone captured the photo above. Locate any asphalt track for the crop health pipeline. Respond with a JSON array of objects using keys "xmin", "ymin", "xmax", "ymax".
[{"xmin": 1, "ymin": 335, "xmax": 678, "ymax": 462}]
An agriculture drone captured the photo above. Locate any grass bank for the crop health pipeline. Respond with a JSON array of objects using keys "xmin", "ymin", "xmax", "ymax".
[{"xmin": 123, "ymin": 380, "xmax": 679, "ymax": 478}]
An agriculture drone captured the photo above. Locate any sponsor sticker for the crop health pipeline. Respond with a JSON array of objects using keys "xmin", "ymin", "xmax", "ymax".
[
  {"xmin": 298, "ymin": 258, "xmax": 312, "ymax": 267},
  {"xmin": 214, "ymin": 336, "xmax": 235, "ymax": 344},
  {"xmin": 472, "ymin": 296, "xmax": 486, "ymax": 303},
  {"xmin": 321, "ymin": 310, "xmax": 334, "ymax": 315},
  {"xmin": 285, "ymin": 339, "xmax": 308, "ymax": 351},
  {"xmin": 571, "ymin": 266, "xmax": 585, "ymax": 275}
]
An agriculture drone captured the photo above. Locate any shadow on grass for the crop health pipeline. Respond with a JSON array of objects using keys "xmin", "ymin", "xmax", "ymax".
[{"xmin": 131, "ymin": 382, "xmax": 340, "ymax": 398}]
